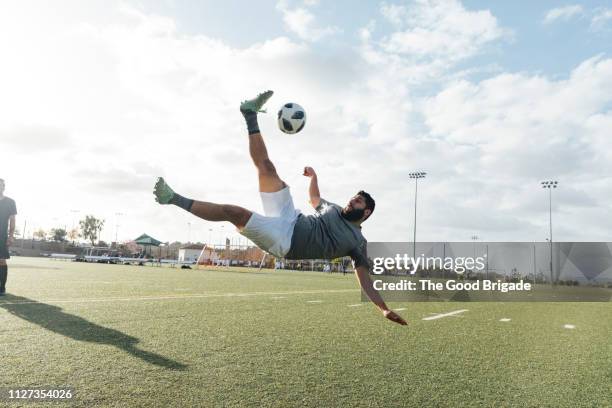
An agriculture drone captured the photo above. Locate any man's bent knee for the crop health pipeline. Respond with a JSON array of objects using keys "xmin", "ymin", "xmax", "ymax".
[
  {"xmin": 257, "ymin": 158, "xmax": 286, "ymax": 192},
  {"xmin": 258, "ymin": 177, "xmax": 286, "ymax": 193},
  {"xmin": 225, "ymin": 206, "xmax": 252, "ymax": 229}
]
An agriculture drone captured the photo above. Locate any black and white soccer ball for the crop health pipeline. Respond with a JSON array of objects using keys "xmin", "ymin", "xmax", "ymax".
[{"xmin": 277, "ymin": 103, "xmax": 306, "ymax": 134}]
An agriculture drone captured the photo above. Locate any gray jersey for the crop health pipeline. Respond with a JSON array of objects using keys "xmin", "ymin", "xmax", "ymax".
[{"xmin": 284, "ymin": 198, "xmax": 368, "ymax": 267}]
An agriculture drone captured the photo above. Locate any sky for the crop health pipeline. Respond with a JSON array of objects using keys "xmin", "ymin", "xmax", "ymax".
[{"xmin": 0, "ymin": 0, "xmax": 611, "ymax": 245}]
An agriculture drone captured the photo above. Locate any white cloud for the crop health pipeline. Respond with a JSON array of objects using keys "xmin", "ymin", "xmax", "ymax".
[
  {"xmin": 380, "ymin": 3, "xmax": 406, "ymax": 27},
  {"xmin": 0, "ymin": 126, "xmax": 73, "ymax": 153},
  {"xmin": 591, "ymin": 8, "xmax": 612, "ymax": 29},
  {"xmin": 543, "ymin": 5, "xmax": 583, "ymax": 25},
  {"xmin": 357, "ymin": 0, "xmax": 512, "ymax": 87},
  {"xmin": 276, "ymin": 0, "xmax": 340, "ymax": 42},
  {"xmin": 543, "ymin": 5, "xmax": 612, "ymax": 30},
  {"xmin": 379, "ymin": 0, "xmax": 510, "ymax": 64}
]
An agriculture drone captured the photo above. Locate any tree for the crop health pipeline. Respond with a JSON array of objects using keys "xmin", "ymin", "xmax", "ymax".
[
  {"xmin": 125, "ymin": 240, "xmax": 139, "ymax": 255},
  {"xmin": 68, "ymin": 228, "xmax": 79, "ymax": 243},
  {"xmin": 33, "ymin": 229, "xmax": 47, "ymax": 241},
  {"xmin": 79, "ymin": 216, "xmax": 105, "ymax": 246},
  {"xmin": 51, "ymin": 228, "xmax": 68, "ymax": 242}
]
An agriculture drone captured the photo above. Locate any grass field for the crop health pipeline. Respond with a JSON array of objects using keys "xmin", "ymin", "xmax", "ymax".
[{"xmin": 0, "ymin": 257, "xmax": 610, "ymax": 407}]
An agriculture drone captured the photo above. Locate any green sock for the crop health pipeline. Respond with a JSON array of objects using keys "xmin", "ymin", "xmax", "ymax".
[
  {"xmin": 243, "ymin": 111, "xmax": 260, "ymax": 135},
  {"xmin": 170, "ymin": 193, "xmax": 194, "ymax": 212}
]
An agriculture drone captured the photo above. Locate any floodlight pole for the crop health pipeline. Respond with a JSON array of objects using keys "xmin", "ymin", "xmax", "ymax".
[
  {"xmin": 471, "ymin": 235, "xmax": 478, "ymax": 278},
  {"xmin": 442, "ymin": 242, "xmax": 446, "ymax": 279},
  {"xmin": 533, "ymin": 243, "xmax": 537, "ymax": 285},
  {"xmin": 485, "ymin": 244, "xmax": 489, "ymax": 280},
  {"xmin": 409, "ymin": 171, "xmax": 426, "ymax": 273},
  {"xmin": 413, "ymin": 179, "xmax": 418, "ymax": 261},
  {"xmin": 549, "ymin": 188, "xmax": 552, "ymax": 283},
  {"xmin": 70, "ymin": 209, "xmax": 80, "ymax": 230},
  {"xmin": 541, "ymin": 181, "xmax": 558, "ymax": 285},
  {"xmin": 115, "ymin": 212, "xmax": 123, "ymax": 243}
]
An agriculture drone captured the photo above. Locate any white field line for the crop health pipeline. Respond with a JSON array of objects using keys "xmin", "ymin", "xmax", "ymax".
[
  {"xmin": 348, "ymin": 304, "xmax": 363, "ymax": 307},
  {"xmin": 499, "ymin": 318, "xmax": 512, "ymax": 322},
  {"xmin": 306, "ymin": 300, "xmax": 323, "ymax": 303},
  {"xmin": 563, "ymin": 324, "xmax": 576, "ymax": 329},
  {"xmin": 422, "ymin": 309, "xmax": 469, "ymax": 321},
  {"xmin": 0, "ymin": 289, "xmax": 359, "ymax": 306},
  {"xmin": 271, "ymin": 296, "xmax": 287, "ymax": 299},
  {"xmin": 395, "ymin": 308, "xmax": 407, "ymax": 311}
]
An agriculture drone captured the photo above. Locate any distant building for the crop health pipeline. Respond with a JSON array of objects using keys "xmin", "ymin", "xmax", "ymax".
[{"xmin": 178, "ymin": 244, "xmax": 204, "ymax": 263}]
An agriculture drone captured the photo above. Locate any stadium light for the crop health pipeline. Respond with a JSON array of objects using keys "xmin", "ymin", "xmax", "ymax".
[
  {"xmin": 541, "ymin": 180, "xmax": 559, "ymax": 284},
  {"xmin": 470, "ymin": 235, "xmax": 479, "ymax": 278},
  {"xmin": 409, "ymin": 171, "xmax": 427, "ymax": 269},
  {"xmin": 70, "ymin": 209, "xmax": 80, "ymax": 230},
  {"xmin": 115, "ymin": 212, "xmax": 123, "ymax": 243}
]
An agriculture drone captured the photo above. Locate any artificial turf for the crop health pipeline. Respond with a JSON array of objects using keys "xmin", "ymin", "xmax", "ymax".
[{"xmin": 0, "ymin": 257, "xmax": 610, "ymax": 407}]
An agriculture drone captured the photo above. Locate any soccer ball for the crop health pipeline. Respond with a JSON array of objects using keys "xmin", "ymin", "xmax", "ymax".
[{"xmin": 277, "ymin": 103, "xmax": 306, "ymax": 134}]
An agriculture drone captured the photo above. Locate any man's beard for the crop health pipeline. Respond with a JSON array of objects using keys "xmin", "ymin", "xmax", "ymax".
[{"xmin": 341, "ymin": 207, "xmax": 365, "ymax": 222}]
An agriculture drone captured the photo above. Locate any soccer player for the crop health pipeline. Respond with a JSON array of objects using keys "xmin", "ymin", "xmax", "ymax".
[
  {"xmin": 153, "ymin": 91, "xmax": 406, "ymax": 325},
  {"xmin": 0, "ymin": 178, "xmax": 17, "ymax": 295}
]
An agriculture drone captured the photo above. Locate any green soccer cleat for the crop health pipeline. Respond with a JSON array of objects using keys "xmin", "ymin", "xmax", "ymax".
[
  {"xmin": 240, "ymin": 90, "xmax": 274, "ymax": 115},
  {"xmin": 153, "ymin": 177, "xmax": 175, "ymax": 204}
]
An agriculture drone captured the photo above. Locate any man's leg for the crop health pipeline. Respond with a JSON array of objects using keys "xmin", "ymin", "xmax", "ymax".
[
  {"xmin": 240, "ymin": 90, "xmax": 286, "ymax": 193},
  {"xmin": 189, "ymin": 201, "xmax": 252, "ymax": 229},
  {"xmin": 248, "ymin": 132, "xmax": 285, "ymax": 193},
  {"xmin": 0, "ymin": 259, "xmax": 7, "ymax": 295},
  {"xmin": 153, "ymin": 178, "xmax": 252, "ymax": 229}
]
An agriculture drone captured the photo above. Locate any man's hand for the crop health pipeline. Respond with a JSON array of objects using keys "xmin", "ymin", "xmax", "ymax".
[
  {"xmin": 383, "ymin": 309, "xmax": 408, "ymax": 326},
  {"xmin": 353, "ymin": 265, "xmax": 406, "ymax": 325},
  {"xmin": 6, "ymin": 236, "xmax": 14, "ymax": 247},
  {"xmin": 304, "ymin": 166, "xmax": 320, "ymax": 208},
  {"xmin": 303, "ymin": 166, "xmax": 316, "ymax": 178}
]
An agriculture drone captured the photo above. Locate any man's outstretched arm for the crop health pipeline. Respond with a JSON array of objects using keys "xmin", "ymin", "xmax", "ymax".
[
  {"xmin": 354, "ymin": 265, "xmax": 407, "ymax": 326},
  {"xmin": 303, "ymin": 166, "xmax": 320, "ymax": 209}
]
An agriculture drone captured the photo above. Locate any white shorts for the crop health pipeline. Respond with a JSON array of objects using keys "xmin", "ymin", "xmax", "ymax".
[{"xmin": 239, "ymin": 186, "xmax": 301, "ymax": 258}]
